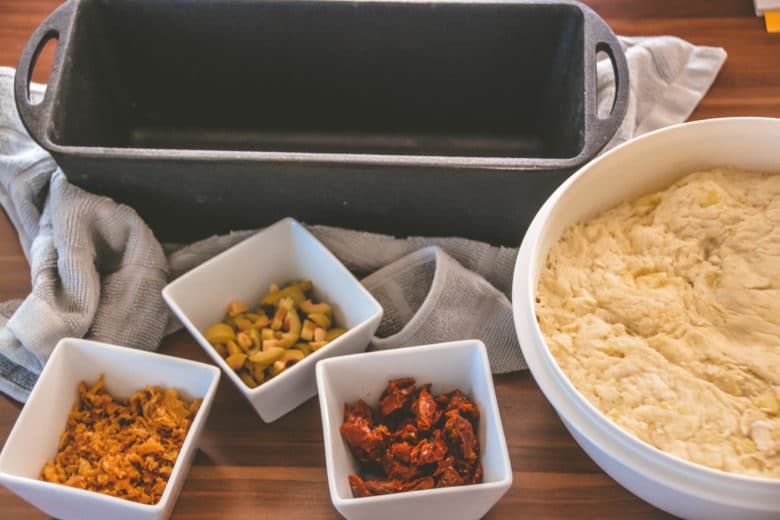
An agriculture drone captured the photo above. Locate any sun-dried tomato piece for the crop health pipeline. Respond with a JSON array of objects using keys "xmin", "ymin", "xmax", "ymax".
[
  {"xmin": 391, "ymin": 420, "xmax": 419, "ymax": 444},
  {"xmin": 357, "ymin": 476, "xmax": 436, "ymax": 496},
  {"xmin": 340, "ymin": 400, "xmax": 388, "ymax": 464},
  {"xmin": 363, "ymin": 478, "xmax": 405, "ymax": 495},
  {"xmin": 433, "ymin": 456, "xmax": 466, "ymax": 488},
  {"xmin": 444, "ymin": 409, "xmax": 479, "ymax": 463},
  {"xmin": 470, "ymin": 462, "xmax": 484, "ymax": 484},
  {"xmin": 348, "ymin": 474, "xmax": 372, "ymax": 497},
  {"xmin": 445, "ymin": 389, "xmax": 481, "ymax": 422},
  {"xmin": 344, "ymin": 399, "xmax": 375, "ymax": 425},
  {"xmin": 410, "ymin": 430, "xmax": 448, "ymax": 466},
  {"xmin": 410, "ymin": 384, "xmax": 442, "ymax": 431},
  {"xmin": 378, "ymin": 377, "xmax": 417, "ymax": 420},
  {"xmin": 389, "ymin": 441, "xmax": 413, "ymax": 464},
  {"xmin": 381, "ymin": 447, "xmax": 421, "ymax": 480},
  {"xmin": 400, "ymin": 476, "xmax": 435, "ymax": 492}
]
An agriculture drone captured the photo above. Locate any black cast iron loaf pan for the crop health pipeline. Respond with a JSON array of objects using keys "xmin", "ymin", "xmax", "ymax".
[{"xmin": 16, "ymin": 0, "xmax": 628, "ymax": 246}]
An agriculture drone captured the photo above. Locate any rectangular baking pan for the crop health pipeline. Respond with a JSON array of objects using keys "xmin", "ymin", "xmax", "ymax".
[{"xmin": 15, "ymin": 0, "xmax": 627, "ymax": 245}]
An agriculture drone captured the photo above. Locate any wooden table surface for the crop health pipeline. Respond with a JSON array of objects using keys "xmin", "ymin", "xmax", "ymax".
[{"xmin": 0, "ymin": 1, "xmax": 778, "ymax": 518}]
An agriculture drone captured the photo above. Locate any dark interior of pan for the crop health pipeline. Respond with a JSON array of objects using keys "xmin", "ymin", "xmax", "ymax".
[{"xmin": 53, "ymin": 0, "xmax": 585, "ymax": 159}]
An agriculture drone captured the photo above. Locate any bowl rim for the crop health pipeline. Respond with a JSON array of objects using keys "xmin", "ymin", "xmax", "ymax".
[
  {"xmin": 315, "ymin": 339, "xmax": 513, "ymax": 506},
  {"xmin": 0, "ymin": 337, "xmax": 221, "ymax": 511},
  {"xmin": 162, "ymin": 216, "xmax": 383, "ymax": 398},
  {"xmin": 512, "ymin": 116, "xmax": 780, "ymax": 490}
]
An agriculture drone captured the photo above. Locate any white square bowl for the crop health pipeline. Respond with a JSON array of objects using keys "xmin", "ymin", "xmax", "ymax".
[
  {"xmin": 316, "ymin": 339, "xmax": 513, "ymax": 520},
  {"xmin": 163, "ymin": 217, "xmax": 383, "ymax": 422},
  {"xmin": 0, "ymin": 338, "xmax": 220, "ymax": 520}
]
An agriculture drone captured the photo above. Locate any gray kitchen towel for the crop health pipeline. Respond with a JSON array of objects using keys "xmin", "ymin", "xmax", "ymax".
[
  {"xmin": 599, "ymin": 36, "xmax": 728, "ymax": 150},
  {"xmin": 362, "ymin": 247, "xmax": 525, "ymax": 373},
  {"xmin": 0, "ymin": 35, "xmax": 727, "ymax": 401}
]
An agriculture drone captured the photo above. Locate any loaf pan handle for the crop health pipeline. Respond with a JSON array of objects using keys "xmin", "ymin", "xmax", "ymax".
[
  {"xmin": 582, "ymin": 5, "xmax": 629, "ymax": 157},
  {"xmin": 14, "ymin": 0, "xmax": 75, "ymax": 146}
]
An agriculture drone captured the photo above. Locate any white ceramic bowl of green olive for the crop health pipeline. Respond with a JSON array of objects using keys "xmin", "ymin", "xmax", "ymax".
[{"xmin": 163, "ymin": 218, "xmax": 383, "ymax": 422}]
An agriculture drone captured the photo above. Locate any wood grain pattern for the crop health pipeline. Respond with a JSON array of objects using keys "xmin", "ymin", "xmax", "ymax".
[{"xmin": 0, "ymin": 1, "xmax": 778, "ymax": 518}]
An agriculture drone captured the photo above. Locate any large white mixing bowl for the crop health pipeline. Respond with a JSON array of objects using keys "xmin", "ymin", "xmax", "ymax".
[{"xmin": 512, "ymin": 117, "xmax": 780, "ymax": 519}]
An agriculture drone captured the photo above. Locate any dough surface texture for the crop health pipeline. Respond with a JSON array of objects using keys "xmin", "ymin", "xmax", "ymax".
[{"xmin": 536, "ymin": 168, "xmax": 780, "ymax": 477}]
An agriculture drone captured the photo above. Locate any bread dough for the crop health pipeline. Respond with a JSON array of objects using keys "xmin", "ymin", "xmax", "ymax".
[{"xmin": 536, "ymin": 168, "xmax": 780, "ymax": 478}]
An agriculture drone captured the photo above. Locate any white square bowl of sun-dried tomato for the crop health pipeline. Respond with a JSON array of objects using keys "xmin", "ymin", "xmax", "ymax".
[{"xmin": 315, "ymin": 339, "xmax": 512, "ymax": 520}]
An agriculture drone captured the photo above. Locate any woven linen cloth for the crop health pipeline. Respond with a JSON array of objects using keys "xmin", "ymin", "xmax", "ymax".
[{"xmin": 0, "ymin": 36, "xmax": 727, "ymax": 401}]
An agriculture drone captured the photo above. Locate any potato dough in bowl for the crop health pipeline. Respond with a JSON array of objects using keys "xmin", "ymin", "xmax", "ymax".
[{"xmin": 535, "ymin": 167, "xmax": 780, "ymax": 478}]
